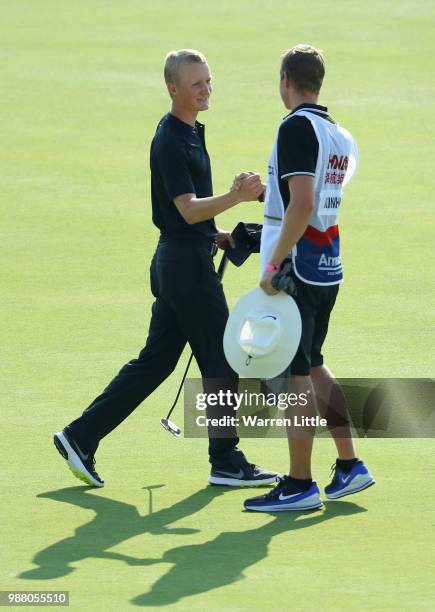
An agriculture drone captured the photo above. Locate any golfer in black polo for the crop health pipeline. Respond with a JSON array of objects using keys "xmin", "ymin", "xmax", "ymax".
[{"xmin": 54, "ymin": 49, "xmax": 278, "ymax": 489}]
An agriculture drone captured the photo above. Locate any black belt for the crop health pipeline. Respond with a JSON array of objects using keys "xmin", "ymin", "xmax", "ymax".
[{"xmin": 159, "ymin": 234, "xmax": 218, "ymax": 257}]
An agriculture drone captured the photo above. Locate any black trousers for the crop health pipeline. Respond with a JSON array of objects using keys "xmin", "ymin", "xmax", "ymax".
[{"xmin": 67, "ymin": 237, "xmax": 240, "ymax": 462}]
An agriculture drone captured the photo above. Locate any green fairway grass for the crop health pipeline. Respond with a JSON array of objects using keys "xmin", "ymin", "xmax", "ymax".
[{"xmin": 1, "ymin": 1, "xmax": 434, "ymax": 610}]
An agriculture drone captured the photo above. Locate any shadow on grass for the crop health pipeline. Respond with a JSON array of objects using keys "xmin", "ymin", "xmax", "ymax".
[
  {"xmin": 130, "ymin": 500, "xmax": 366, "ymax": 607},
  {"xmin": 19, "ymin": 486, "xmax": 366, "ymax": 606},
  {"xmin": 19, "ymin": 484, "xmax": 228, "ymax": 580}
]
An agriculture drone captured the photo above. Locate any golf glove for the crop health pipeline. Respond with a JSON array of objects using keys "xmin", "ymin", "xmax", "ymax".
[{"xmin": 271, "ymin": 258, "xmax": 297, "ymax": 297}]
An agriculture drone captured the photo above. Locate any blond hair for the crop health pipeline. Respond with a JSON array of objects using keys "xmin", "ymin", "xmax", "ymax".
[{"xmin": 164, "ymin": 49, "xmax": 207, "ymax": 85}]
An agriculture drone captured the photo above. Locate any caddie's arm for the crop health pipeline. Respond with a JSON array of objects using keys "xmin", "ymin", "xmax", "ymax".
[{"xmin": 260, "ymin": 175, "xmax": 314, "ymax": 295}]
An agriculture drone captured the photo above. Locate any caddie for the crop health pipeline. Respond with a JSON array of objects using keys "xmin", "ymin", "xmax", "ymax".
[{"xmin": 244, "ymin": 44, "xmax": 375, "ymax": 512}]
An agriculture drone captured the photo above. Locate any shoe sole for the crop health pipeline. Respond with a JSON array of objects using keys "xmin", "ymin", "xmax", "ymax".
[
  {"xmin": 325, "ymin": 476, "xmax": 375, "ymax": 499},
  {"xmin": 244, "ymin": 496, "xmax": 324, "ymax": 512},
  {"xmin": 54, "ymin": 432, "xmax": 104, "ymax": 488},
  {"xmin": 208, "ymin": 475, "xmax": 279, "ymax": 487}
]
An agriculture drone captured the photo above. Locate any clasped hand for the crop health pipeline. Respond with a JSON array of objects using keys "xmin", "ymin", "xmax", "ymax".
[{"xmin": 230, "ymin": 172, "xmax": 265, "ymax": 202}]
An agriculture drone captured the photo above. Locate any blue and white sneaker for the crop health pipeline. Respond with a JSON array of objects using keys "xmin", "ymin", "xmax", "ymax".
[
  {"xmin": 325, "ymin": 460, "xmax": 375, "ymax": 499},
  {"xmin": 244, "ymin": 476, "xmax": 323, "ymax": 512}
]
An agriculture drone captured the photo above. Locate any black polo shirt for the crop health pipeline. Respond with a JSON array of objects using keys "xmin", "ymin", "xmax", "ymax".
[
  {"xmin": 277, "ymin": 103, "xmax": 334, "ymax": 210},
  {"xmin": 150, "ymin": 113, "xmax": 217, "ymax": 240}
]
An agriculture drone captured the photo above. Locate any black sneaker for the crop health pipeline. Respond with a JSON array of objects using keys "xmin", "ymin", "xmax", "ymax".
[
  {"xmin": 209, "ymin": 452, "xmax": 279, "ymax": 487},
  {"xmin": 53, "ymin": 429, "xmax": 104, "ymax": 488}
]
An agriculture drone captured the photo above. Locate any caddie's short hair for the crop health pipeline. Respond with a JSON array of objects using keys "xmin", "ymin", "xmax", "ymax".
[
  {"xmin": 280, "ymin": 44, "xmax": 325, "ymax": 94},
  {"xmin": 164, "ymin": 49, "xmax": 207, "ymax": 85}
]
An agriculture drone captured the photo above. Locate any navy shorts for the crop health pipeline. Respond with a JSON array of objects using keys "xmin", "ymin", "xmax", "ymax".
[{"xmin": 290, "ymin": 274, "xmax": 339, "ymax": 376}]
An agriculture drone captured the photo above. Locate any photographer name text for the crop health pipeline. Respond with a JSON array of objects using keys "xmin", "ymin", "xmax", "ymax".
[{"xmin": 196, "ymin": 415, "xmax": 327, "ymax": 427}]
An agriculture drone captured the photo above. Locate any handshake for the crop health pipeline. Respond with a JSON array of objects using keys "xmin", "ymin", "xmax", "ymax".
[{"xmin": 230, "ymin": 172, "xmax": 266, "ymax": 203}]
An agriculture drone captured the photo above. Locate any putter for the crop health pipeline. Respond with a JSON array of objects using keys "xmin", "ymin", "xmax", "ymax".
[
  {"xmin": 160, "ymin": 250, "xmax": 229, "ymax": 437},
  {"xmin": 159, "ymin": 222, "xmax": 262, "ymax": 438}
]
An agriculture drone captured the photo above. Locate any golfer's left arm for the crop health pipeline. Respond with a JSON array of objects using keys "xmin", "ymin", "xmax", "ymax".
[{"xmin": 260, "ymin": 175, "xmax": 314, "ymax": 295}]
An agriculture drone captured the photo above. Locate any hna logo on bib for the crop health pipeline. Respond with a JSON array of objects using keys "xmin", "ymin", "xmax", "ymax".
[{"xmin": 328, "ymin": 154, "xmax": 348, "ymax": 170}]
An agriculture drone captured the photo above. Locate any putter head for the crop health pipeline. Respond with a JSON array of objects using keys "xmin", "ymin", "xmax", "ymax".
[{"xmin": 160, "ymin": 418, "xmax": 182, "ymax": 438}]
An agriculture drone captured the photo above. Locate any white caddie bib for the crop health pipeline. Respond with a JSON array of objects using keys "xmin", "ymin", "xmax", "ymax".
[{"xmin": 260, "ymin": 109, "xmax": 358, "ymax": 285}]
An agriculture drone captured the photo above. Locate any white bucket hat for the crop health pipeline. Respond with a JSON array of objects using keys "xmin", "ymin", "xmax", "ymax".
[{"xmin": 223, "ymin": 288, "xmax": 302, "ymax": 378}]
